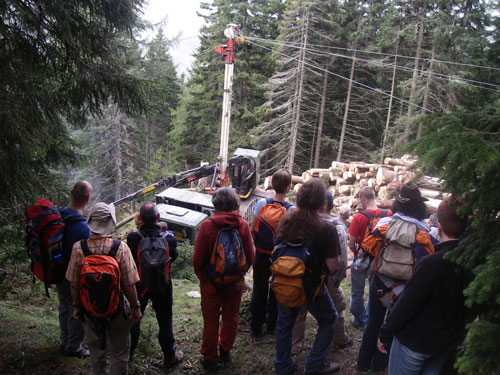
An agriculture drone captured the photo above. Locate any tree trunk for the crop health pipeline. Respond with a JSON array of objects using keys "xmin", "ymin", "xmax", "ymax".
[
  {"xmin": 288, "ymin": 6, "xmax": 309, "ymax": 174},
  {"xmin": 404, "ymin": 11, "xmax": 425, "ymax": 144},
  {"xmin": 417, "ymin": 26, "xmax": 437, "ymax": 138},
  {"xmin": 337, "ymin": 50, "xmax": 356, "ymax": 162},
  {"xmin": 381, "ymin": 30, "xmax": 400, "ymax": 163},
  {"xmin": 314, "ymin": 61, "xmax": 329, "ymax": 168}
]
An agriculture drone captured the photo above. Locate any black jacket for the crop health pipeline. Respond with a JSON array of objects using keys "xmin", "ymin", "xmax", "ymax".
[{"xmin": 379, "ymin": 240, "xmax": 474, "ymax": 354}]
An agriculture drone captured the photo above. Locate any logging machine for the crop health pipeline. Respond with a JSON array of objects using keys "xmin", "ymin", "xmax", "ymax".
[{"xmin": 113, "ymin": 25, "xmax": 268, "ymax": 242}]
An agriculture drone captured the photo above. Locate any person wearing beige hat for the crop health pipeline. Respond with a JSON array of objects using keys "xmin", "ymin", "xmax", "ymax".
[{"xmin": 66, "ymin": 202, "xmax": 142, "ymax": 375}]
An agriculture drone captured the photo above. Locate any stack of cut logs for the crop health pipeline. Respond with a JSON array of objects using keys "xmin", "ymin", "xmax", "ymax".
[{"xmin": 262, "ymin": 155, "xmax": 446, "ymax": 215}]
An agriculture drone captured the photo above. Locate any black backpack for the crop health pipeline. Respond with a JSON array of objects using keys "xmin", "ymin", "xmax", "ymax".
[{"xmin": 136, "ymin": 231, "xmax": 171, "ymax": 294}]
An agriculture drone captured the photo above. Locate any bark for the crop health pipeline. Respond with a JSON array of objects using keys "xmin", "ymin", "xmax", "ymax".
[
  {"xmin": 381, "ymin": 30, "xmax": 400, "ymax": 163},
  {"xmin": 404, "ymin": 11, "xmax": 425, "ymax": 144},
  {"xmin": 337, "ymin": 50, "xmax": 356, "ymax": 162},
  {"xmin": 287, "ymin": 7, "xmax": 310, "ymax": 174},
  {"xmin": 314, "ymin": 62, "xmax": 329, "ymax": 168}
]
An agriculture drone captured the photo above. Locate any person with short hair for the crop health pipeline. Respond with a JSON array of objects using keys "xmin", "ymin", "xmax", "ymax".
[
  {"xmin": 336, "ymin": 205, "xmax": 351, "ymax": 229},
  {"xmin": 66, "ymin": 202, "xmax": 142, "ymax": 375},
  {"xmin": 274, "ymin": 179, "xmax": 340, "ymax": 375},
  {"xmin": 193, "ymin": 187, "xmax": 255, "ymax": 371},
  {"xmin": 56, "ymin": 181, "xmax": 92, "ymax": 358},
  {"xmin": 348, "ymin": 187, "xmax": 392, "ymax": 329},
  {"xmin": 377, "ymin": 197, "xmax": 472, "ymax": 374},
  {"xmin": 250, "ymin": 169, "xmax": 294, "ymax": 337},
  {"xmin": 127, "ymin": 202, "xmax": 183, "ymax": 368}
]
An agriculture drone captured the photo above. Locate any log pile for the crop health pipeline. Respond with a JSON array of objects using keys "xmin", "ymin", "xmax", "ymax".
[{"xmin": 262, "ymin": 154, "xmax": 446, "ymax": 217}]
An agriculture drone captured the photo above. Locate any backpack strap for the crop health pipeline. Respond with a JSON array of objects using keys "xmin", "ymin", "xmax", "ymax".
[
  {"xmin": 108, "ymin": 240, "xmax": 121, "ymax": 258},
  {"xmin": 81, "ymin": 239, "xmax": 90, "ymax": 257},
  {"xmin": 81, "ymin": 239, "xmax": 120, "ymax": 257},
  {"xmin": 268, "ymin": 198, "xmax": 292, "ymax": 210},
  {"xmin": 360, "ymin": 210, "xmax": 375, "ymax": 220}
]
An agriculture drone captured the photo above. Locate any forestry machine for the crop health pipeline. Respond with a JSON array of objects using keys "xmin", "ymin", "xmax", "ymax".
[{"xmin": 112, "ymin": 25, "xmax": 268, "ymax": 242}]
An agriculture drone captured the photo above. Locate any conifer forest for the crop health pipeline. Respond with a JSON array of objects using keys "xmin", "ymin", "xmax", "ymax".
[{"xmin": 1, "ymin": 1, "xmax": 500, "ymax": 374}]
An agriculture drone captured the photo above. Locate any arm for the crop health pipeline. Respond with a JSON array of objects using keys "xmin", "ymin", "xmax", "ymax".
[
  {"xmin": 348, "ymin": 234, "xmax": 357, "ymax": 254},
  {"xmin": 193, "ymin": 222, "xmax": 211, "ymax": 283},
  {"xmin": 378, "ymin": 256, "xmax": 439, "ymax": 345},
  {"xmin": 123, "ymin": 283, "xmax": 142, "ymax": 324},
  {"xmin": 325, "ymin": 256, "xmax": 340, "ymax": 274},
  {"xmin": 167, "ymin": 236, "xmax": 178, "ymax": 262},
  {"xmin": 240, "ymin": 220, "xmax": 255, "ymax": 269},
  {"xmin": 333, "ymin": 225, "xmax": 348, "ymax": 280}
]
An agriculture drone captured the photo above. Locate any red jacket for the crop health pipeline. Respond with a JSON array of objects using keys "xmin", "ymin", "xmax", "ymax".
[{"xmin": 193, "ymin": 212, "xmax": 255, "ymax": 284}]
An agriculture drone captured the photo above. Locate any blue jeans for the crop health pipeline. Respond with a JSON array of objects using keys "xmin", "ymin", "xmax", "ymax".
[
  {"xmin": 389, "ymin": 336, "xmax": 447, "ymax": 375},
  {"xmin": 250, "ymin": 251, "xmax": 277, "ymax": 333},
  {"xmin": 357, "ymin": 275, "xmax": 390, "ymax": 371},
  {"xmin": 130, "ymin": 282, "xmax": 176, "ymax": 358},
  {"xmin": 274, "ymin": 293, "xmax": 337, "ymax": 375},
  {"xmin": 350, "ymin": 263, "xmax": 368, "ymax": 327}
]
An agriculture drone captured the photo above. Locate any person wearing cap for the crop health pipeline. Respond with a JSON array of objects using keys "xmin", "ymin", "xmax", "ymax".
[
  {"xmin": 356, "ymin": 183, "xmax": 434, "ymax": 373},
  {"xmin": 127, "ymin": 202, "xmax": 183, "ymax": 368},
  {"xmin": 291, "ymin": 190, "xmax": 351, "ymax": 360},
  {"xmin": 377, "ymin": 196, "xmax": 473, "ymax": 375},
  {"xmin": 65, "ymin": 202, "xmax": 142, "ymax": 375},
  {"xmin": 56, "ymin": 181, "xmax": 92, "ymax": 358}
]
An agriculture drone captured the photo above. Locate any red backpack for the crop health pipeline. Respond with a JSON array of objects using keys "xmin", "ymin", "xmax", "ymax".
[
  {"xmin": 79, "ymin": 239, "xmax": 121, "ymax": 319},
  {"xmin": 26, "ymin": 198, "xmax": 86, "ymax": 297},
  {"xmin": 254, "ymin": 198, "xmax": 293, "ymax": 255}
]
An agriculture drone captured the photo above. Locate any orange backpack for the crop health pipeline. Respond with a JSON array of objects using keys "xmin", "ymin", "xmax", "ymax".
[
  {"xmin": 254, "ymin": 198, "xmax": 292, "ymax": 255},
  {"xmin": 79, "ymin": 239, "xmax": 121, "ymax": 319}
]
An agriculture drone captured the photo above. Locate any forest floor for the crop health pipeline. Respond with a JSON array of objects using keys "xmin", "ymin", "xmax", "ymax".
[{"xmin": 0, "ymin": 273, "xmax": 386, "ymax": 375}]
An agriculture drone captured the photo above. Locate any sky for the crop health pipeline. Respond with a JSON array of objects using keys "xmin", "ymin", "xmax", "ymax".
[{"xmin": 141, "ymin": 0, "xmax": 209, "ymax": 77}]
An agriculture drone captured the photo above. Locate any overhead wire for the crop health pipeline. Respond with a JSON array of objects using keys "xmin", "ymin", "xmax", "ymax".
[
  {"xmin": 247, "ymin": 36, "xmax": 500, "ymax": 93},
  {"xmin": 245, "ymin": 39, "xmax": 433, "ymax": 112},
  {"xmin": 246, "ymin": 36, "xmax": 500, "ymax": 72}
]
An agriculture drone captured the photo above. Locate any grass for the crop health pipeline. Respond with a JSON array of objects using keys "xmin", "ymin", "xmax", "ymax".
[{"xmin": 0, "ymin": 271, "xmax": 381, "ymax": 375}]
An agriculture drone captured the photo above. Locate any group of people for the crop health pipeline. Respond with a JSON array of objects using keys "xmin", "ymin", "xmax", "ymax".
[
  {"xmin": 57, "ymin": 181, "xmax": 183, "ymax": 375},
  {"xmin": 54, "ymin": 172, "xmax": 473, "ymax": 375}
]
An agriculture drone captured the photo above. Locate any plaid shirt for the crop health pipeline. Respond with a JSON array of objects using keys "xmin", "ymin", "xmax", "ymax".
[{"xmin": 66, "ymin": 234, "xmax": 139, "ymax": 287}]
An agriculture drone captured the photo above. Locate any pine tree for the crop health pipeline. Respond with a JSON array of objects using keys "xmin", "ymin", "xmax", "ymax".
[{"xmin": 0, "ymin": 0, "xmax": 149, "ymax": 213}]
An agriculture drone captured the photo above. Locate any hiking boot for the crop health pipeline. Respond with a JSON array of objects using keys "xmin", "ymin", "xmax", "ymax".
[
  {"xmin": 201, "ymin": 358, "xmax": 221, "ymax": 372},
  {"xmin": 219, "ymin": 348, "xmax": 231, "ymax": 363},
  {"xmin": 251, "ymin": 327, "xmax": 264, "ymax": 338},
  {"xmin": 350, "ymin": 316, "xmax": 365, "ymax": 330},
  {"xmin": 64, "ymin": 346, "xmax": 90, "ymax": 358},
  {"xmin": 164, "ymin": 350, "xmax": 183, "ymax": 368},
  {"xmin": 305, "ymin": 362, "xmax": 341, "ymax": 374},
  {"xmin": 334, "ymin": 337, "xmax": 354, "ymax": 350}
]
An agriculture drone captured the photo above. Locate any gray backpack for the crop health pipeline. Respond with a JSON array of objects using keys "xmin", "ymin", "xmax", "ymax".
[{"xmin": 376, "ymin": 219, "xmax": 417, "ymax": 281}]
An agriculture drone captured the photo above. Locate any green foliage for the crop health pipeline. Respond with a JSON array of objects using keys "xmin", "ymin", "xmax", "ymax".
[
  {"xmin": 0, "ymin": 0, "xmax": 150, "ymax": 209},
  {"xmin": 170, "ymin": 241, "xmax": 196, "ymax": 282},
  {"xmin": 409, "ymin": 104, "xmax": 500, "ymax": 374}
]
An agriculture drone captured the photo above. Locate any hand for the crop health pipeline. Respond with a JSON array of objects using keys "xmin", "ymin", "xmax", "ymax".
[
  {"xmin": 73, "ymin": 307, "xmax": 80, "ymax": 320},
  {"xmin": 131, "ymin": 308, "xmax": 142, "ymax": 325},
  {"xmin": 333, "ymin": 278, "xmax": 341, "ymax": 288},
  {"xmin": 377, "ymin": 338, "xmax": 387, "ymax": 355}
]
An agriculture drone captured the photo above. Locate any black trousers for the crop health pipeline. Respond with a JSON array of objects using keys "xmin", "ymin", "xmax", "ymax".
[
  {"xmin": 130, "ymin": 282, "xmax": 176, "ymax": 358},
  {"xmin": 250, "ymin": 251, "xmax": 277, "ymax": 334}
]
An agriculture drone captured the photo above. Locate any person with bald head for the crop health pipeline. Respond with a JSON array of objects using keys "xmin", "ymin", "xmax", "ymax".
[{"xmin": 56, "ymin": 181, "xmax": 92, "ymax": 358}]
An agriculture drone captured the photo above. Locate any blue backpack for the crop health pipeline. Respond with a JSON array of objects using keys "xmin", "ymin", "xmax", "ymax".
[{"xmin": 207, "ymin": 220, "xmax": 247, "ymax": 287}]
